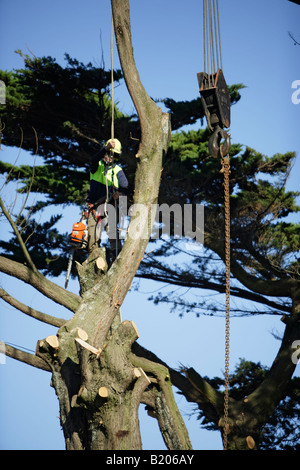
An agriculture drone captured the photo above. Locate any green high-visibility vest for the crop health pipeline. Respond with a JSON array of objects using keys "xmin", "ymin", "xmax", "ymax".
[{"xmin": 90, "ymin": 161, "xmax": 121, "ymax": 188}]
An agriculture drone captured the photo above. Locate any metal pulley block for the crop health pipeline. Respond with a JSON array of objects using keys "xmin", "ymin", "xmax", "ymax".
[
  {"xmin": 197, "ymin": 68, "xmax": 231, "ymax": 132},
  {"xmin": 197, "ymin": 68, "xmax": 231, "ymax": 158}
]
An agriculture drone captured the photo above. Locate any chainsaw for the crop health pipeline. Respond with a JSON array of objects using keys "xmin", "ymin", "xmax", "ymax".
[{"xmin": 65, "ymin": 214, "xmax": 88, "ymax": 289}]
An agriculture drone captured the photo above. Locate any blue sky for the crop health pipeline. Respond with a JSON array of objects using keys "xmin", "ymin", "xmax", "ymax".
[{"xmin": 0, "ymin": 0, "xmax": 299, "ymax": 450}]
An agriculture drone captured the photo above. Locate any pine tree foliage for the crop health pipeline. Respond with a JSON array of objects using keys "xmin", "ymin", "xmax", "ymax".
[
  {"xmin": 198, "ymin": 359, "xmax": 300, "ymax": 450},
  {"xmin": 0, "ymin": 53, "xmax": 137, "ymax": 276},
  {"xmin": 139, "ymin": 129, "xmax": 299, "ymax": 318}
]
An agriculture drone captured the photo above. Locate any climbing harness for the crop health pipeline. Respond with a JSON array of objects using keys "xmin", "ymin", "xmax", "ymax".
[{"xmin": 198, "ymin": 0, "xmax": 231, "ymax": 450}]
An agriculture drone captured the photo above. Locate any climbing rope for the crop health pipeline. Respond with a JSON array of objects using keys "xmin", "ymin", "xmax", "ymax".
[
  {"xmin": 222, "ymin": 154, "xmax": 231, "ymax": 450},
  {"xmin": 103, "ymin": 15, "xmax": 115, "ymax": 223},
  {"xmin": 110, "ymin": 15, "xmax": 115, "ymax": 141}
]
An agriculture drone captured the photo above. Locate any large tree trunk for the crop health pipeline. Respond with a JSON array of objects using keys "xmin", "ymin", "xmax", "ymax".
[
  {"xmin": 42, "ymin": 317, "xmax": 148, "ymax": 450},
  {"xmin": 35, "ymin": 0, "xmax": 192, "ymax": 450},
  {"xmin": 36, "ymin": 248, "xmax": 191, "ymax": 450}
]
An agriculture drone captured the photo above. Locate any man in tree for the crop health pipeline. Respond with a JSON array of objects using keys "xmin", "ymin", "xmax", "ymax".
[{"xmin": 86, "ymin": 138, "xmax": 128, "ymax": 263}]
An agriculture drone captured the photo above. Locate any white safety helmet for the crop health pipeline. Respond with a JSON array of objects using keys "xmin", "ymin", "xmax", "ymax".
[{"xmin": 105, "ymin": 138, "xmax": 122, "ymax": 155}]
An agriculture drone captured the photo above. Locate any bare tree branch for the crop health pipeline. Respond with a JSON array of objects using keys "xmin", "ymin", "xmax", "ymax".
[
  {"xmin": 246, "ymin": 306, "xmax": 300, "ymax": 425},
  {"xmin": 132, "ymin": 342, "xmax": 220, "ymax": 423},
  {"xmin": 289, "ymin": 31, "xmax": 300, "ymax": 46},
  {"xmin": 0, "ymin": 256, "xmax": 81, "ymax": 312},
  {"xmin": 0, "ymin": 195, "xmax": 38, "ymax": 273},
  {"xmin": 205, "ymin": 233, "xmax": 298, "ymax": 298},
  {"xmin": 138, "ymin": 255, "xmax": 292, "ymax": 314},
  {"xmin": 0, "ymin": 127, "xmax": 24, "ymax": 194},
  {"xmin": 4, "ymin": 343, "xmax": 51, "ymax": 372},
  {"xmin": 0, "ymin": 288, "xmax": 65, "ymax": 327},
  {"xmin": 15, "ymin": 127, "xmax": 39, "ymax": 227}
]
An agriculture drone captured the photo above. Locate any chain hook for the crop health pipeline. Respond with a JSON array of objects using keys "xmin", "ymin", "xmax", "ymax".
[{"xmin": 208, "ymin": 126, "xmax": 231, "ymax": 159}]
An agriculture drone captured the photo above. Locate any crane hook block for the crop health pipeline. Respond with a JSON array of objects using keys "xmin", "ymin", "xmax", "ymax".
[{"xmin": 197, "ymin": 69, "xmax": 231, "ymax": 132}]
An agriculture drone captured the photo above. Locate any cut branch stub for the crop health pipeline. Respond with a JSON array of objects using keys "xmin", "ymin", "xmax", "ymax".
[
  {"xmin": 45, "ymin": 335, "xmax": 59, "ymax": 349},
  {"xmin": 36, "ymin": 335, "xmax": 60, "ymax": 363},
  {"xmin": 246, "ymin": 435, "xmax": 256, "ymax": 450},
  {"xmin": 75, "ymin": 337, "xmax": 101, "ymax": 357},
  {"xmin": 98, "ymin": 386, "xmax": 109, "ymax": 398},
  {"xmin": 76, "ymin": 327, "xmax": 88, "ymax": 341}
]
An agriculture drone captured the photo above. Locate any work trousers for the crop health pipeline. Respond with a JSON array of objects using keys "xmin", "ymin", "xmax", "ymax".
[{"xmin": 87, "ymin": 202, "xmax": 121, "ymax": 257}]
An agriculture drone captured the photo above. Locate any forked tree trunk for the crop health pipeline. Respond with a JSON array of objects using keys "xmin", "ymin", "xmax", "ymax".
[{"xmin": 36, "ymin": 0, "xmax": 192, "ymax": 450}]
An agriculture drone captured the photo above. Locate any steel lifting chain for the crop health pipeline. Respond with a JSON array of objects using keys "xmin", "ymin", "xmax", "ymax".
[
  {"xmin": 207, "ymin": 135, "xmax": 231, "ymax": 449},
  {"xmin": 221, "ymin": 152, "xmax": 231, "ymax": 450}
]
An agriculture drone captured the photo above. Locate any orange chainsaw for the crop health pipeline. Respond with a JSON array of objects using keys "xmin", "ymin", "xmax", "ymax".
[{"xmin": 65, "ymin": 215, "xmax": 88, "ymax": 289}]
